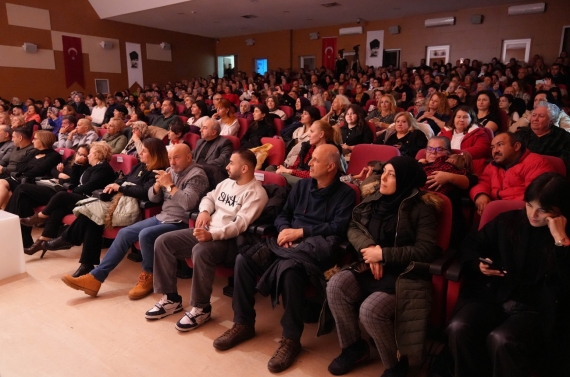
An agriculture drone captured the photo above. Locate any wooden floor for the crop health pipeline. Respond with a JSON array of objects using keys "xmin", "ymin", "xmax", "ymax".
[{"xmin": 0, "ymin": 227, "xmax": 428, "ymax": 377}]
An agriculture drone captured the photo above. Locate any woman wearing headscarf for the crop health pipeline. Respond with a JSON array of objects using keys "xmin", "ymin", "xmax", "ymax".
[
  {"xmin": 236, "ymin": 101, "xmax": 254, "ymax": 124},
  {"xmin": 326, "ymin": 156, "xmax": 441, "ymax": 377},
  {"xmin": 121, "ymin": 121, "xmax": 150, "ymax": 158}
]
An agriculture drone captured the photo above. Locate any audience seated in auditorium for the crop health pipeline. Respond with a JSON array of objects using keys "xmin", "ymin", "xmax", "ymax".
[
  {"xmin": 102, "ymin": 118, "xmax": 128, "ymax": 154},
  {"xmin": 165, "ymin": 118, "xmax": 190, "ymax": 151},
  {"xmin": 64, "ymin": 118, "xmax": 98, "ymax": 150},
  {"xmin": 516, "ymin": 101, "xmax": 570, "ymax": 174},
  {"xmin": 60, "ymin": 144, "xmax": 209, "ymax": 299},
  {"xmin": 45, "ymin": 138, "xmax": 169, "ymax": 278},
  {"xmin": 322, "ymin": 94, "xmax": 351, "ymax": 126},
  {"xmin": 0, "ymin": 125, "xmax": 14, "ymax": 166},
  {"xmin": 85, "ymin": 94, "xmax": 108, "ymax": 127},
  {"xmin": 236, "ymin": 101, "xmax": 253, "ymax": 124},
  {"xmin": 474, "ymin": 90, "xmax": 503, "ymax": 133},
  {"xmin": 9, "ymin": 142, "xmax": 115, "ymax": 253},
  {"xmin": 341, "ymin": 104, "xmax": 374, "ymax": 153},
  {"xmin": 121, "ymin": 121, "xmax": 150, "ymax": 158},
  {"xmin": 439, "ymin": 106, "xmax": 492, "ymax": 174},
  {"xmin": 0, "ymin": 130, "xmax": 60, "ymax": 210},
  {"xmin": 150, "ymin": 99, "xmax": 179, "ymax": 130},
  {"xmin": 275, "ymin": 120, "xmax": 342, "ymax": 187},
  {"xmin": 448, "ymin": 173, "xmax": 570, "ymax": 377},
  {"xmin": 366, "ymin": 94, "xmax": 397, "ymax": 133},
  {"xmin": 145, "ymin": 149, "xmax": 267, "ymax": 333},
  {"xmin": 470, "ymin": 132, "xmax": 554, "ymax": 215},
  {"xmin": 416, "ymin": 92, "xmax": 451, "ymax": 135},
  {"xmin": 375, "ymin": 111, "xmax": 428, "ymax": 157},
  {"xmin": 213, "ymin": 98, "xmax": 239, "ymax": 136},
  {"xmin": 214, "ymin": 144, "xmax": 355, "ymax": 373},
  {"xmin": 240, "ymin": 104, "xmax": 276, "ymax": 149},
  {"xmin": 510, "ymin": 90, "xmax": 570, "ymax": 132},
  {"xmin": 326, "ymin": 156, "xmax": 439, "ymax": 377},
  {"xmin": 0, "ymin": 127, "xmax": 34, "ymax": 182},
  {"xmin": 187, "ymin": 100, "xmax": 210, "ymax": 134}
]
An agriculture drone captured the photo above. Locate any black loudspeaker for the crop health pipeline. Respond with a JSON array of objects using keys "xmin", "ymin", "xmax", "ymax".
[
  {"xmin": 470, "ymin": 14, "xmax": 484, "ymax": 24},
  {"xmin": 388, "ymin": 25, "xmax": 400, "ymax": 35}
]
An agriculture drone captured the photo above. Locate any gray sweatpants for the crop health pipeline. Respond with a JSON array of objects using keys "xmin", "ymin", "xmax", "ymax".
[{"xmin": 153, "ymin": 228, "xmax": 236, "ymax": 308}]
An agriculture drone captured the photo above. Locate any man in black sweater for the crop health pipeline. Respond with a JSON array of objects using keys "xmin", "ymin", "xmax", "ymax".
[{"xmin": 213, "ymin": 144, "xmax": 356, "ymax": 373}]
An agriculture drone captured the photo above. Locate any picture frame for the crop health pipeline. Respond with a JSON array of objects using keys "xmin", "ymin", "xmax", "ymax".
[{"xmin": 426, "ymin": 45, "xmax": 450, "ymax": 66}]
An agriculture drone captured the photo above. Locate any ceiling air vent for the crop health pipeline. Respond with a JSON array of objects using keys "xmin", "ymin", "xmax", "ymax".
[
  {"xmin": 321, "ymin": 2, "xmax": 341, "ymax": 8},
  {"xmin": 241, "ymin": 15, "xmax": 257, "ymax": 19}
]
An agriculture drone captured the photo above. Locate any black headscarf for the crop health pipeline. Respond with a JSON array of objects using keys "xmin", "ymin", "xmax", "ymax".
[{"xmin": 369, "ymin": 156, "xmax": 427, "ymax": 246}]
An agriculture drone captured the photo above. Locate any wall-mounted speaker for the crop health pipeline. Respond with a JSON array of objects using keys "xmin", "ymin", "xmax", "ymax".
[
  {"xmin": 100, "ymin": 41, "xmax": 114, "ymax": 49},
  {"xmin": 22, "ymin": 43, "xmax": 38, "ymax": 53},
  {"xmin": 470, "ymin": 14, "xmax": 484, "ymax": 24},
  {"xmin": 245, "ymin": 38, "xmax": 255, "ymax": 46},
  {"xmin": 388, "ymin": 26, "xmax": 400, "ymax": 34}
]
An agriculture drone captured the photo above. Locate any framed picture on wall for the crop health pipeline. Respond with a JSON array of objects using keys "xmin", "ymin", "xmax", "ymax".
[
  {"xmin": 426, "ymin": 45, "xmax": 450, "ymax": 66},
  {"xmin": 95, "ymin": 79, "xmax": 110, "ymax": 95}
]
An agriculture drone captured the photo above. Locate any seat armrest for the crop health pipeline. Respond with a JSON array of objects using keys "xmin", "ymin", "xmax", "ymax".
[
  {"xmin": 429, "ymin": 248, "xmax": 458, "ymax": 276},
  {"xmin": 445, "ymin": 258, "xmax": 463, "ymax": 282},
  {"xmin": 254, "ymin": 223, "xmax": 276, "ymax": 236},
  {"xmin": 139, "ymin": 200, "xmax": 162, "ymax": 209},
  {"xmin": 189, "ymin": 211, "xmax": 199, "ymax": 220},
  {"xmin": 62, "ymin": 183, "xmax": 76, "ymax": 191}
]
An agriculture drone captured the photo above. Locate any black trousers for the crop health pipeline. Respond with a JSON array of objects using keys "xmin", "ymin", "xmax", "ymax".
[
  {"xmin": 5, "ymin": 183, "xmax": 58, "ymax": 247},
  {"xmin": 447, "ymin": 300, "xmax": 543, "ymax": 377},
  {"xmin": 232, "ymin": 254, "xmax": 309, "ymax": 341},
  {"xmin": 62, "ymin": 214, "xmax": 105, "ymax": 265}
]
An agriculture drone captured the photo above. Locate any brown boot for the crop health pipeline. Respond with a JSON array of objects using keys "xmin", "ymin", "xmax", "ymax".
[
  {"xmin": 128, "ymin": 271, "xmax": 153, "ymax": 300},
  {"xmin": 61, "ymin": 273, "xmax": 101, "ymax": 297},
  {"xmin": 213, "ymin": 323, "xmax": 256, "ymax": 351},
  {"xmin": 267, "ymin": 337, "xmax": 302, "ymax": 373},
  {"xmin": 20, "ymin": 213, "xmax": 48, "ymax": 227}
]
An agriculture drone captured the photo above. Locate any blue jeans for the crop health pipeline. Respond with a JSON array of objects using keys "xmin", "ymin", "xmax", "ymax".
[{"xmin": 90, "ymin": 217, "xmax": 186, "ymax": 283}]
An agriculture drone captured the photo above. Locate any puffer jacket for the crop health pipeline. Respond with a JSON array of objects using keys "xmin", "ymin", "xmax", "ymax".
[
  {"xmin": 469, "ymin": 149, "xmax": 554, "ymax": 201},
  {"xmin": 347, "ymin": 189, "xmax": 441, "ymax": 363},
  {"xmin": 439, "ymin": 125, "xmax": 491, "ymax": 175}
]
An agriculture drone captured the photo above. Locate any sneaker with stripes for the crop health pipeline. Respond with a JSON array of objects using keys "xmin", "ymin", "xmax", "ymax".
[
  {"xmin": 175, "ymin": 306, "xmax": 211, "ymax": 332},
  {"xmin": 145, "ymin": 295, "xmax": 183, "ymax": 320}
]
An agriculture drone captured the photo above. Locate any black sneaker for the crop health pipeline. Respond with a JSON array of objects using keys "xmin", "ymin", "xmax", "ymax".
[
  {"xmin": 145, "ymin": 295, "xmax": 183, "ymax": 320},
  {"xmin": 381, "ymin": 356, "xmax": 409, "ymax": 377},
  {"xmin": 328, "ymin": 338, "xmax": 370, "ymax": 375}
]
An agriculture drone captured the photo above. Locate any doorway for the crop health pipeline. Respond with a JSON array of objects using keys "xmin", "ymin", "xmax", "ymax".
[
  {"xmin": 217, "ymin": 55, "xmax": 236, "ymax": 78},
  {"xmin": 300, "ymin": 55, "xmax": 316, "ymax": 71},
  {"xmin": 501, "ymin": 39, "xmax": 531, "ymax": 64}
]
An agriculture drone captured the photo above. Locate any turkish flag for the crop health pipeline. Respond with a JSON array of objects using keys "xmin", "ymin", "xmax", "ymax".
[
  {"xmin": 62, "ymin": 36, "xmax": 85, "ymax": 88},
  {"xmin": 322, "ymin": 37, "xmax": 337, "ymax": 71}
]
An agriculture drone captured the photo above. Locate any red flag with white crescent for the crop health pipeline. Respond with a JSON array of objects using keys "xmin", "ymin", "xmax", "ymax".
[
  {"xmin": 322, "ymin": 37, "xmax": 337, "ymax": 71},
  {"xmin": 62, "ymin": 35, "xmax": 85, "ymax": 88}
]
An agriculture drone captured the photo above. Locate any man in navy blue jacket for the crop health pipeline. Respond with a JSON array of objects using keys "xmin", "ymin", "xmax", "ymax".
[{"xmin": 213, "ymin": 144, "xmax": 356, "ymax": 373}]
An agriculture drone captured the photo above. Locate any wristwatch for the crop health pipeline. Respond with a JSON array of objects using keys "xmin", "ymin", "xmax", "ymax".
[
  {"xmin": 166, "ymin": 184, "xmax": 175, "ymax": 193},
  {"xmin": 555, "ymin": 237, "xmax": 570, "ymax": 247}
]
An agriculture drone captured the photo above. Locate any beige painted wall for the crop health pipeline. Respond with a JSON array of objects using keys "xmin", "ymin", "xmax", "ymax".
[
  {"xmin": 0, "ymin": 0, "xmax": 215, "ymax": 100},
  {"xmin": 216, "ymin": 0, "xmax": 570, "ymax": 74}
]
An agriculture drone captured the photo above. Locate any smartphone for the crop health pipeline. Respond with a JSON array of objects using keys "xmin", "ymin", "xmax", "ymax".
[
  {"xmin": 535, "ymin": 79, "xmax": 545, "ymax": 85},
  {"xmin": 479, "ymin": 257, "xmax": 506, "ymax": 273}
]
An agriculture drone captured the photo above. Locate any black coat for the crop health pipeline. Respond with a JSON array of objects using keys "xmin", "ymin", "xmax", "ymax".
[
  {"xmin": 17, "ymin": 148, "xmax": 61, "ymax": 178},
  {"xmin": 71, "ymin": 161, "xmax": 116, "ymax": 195}
]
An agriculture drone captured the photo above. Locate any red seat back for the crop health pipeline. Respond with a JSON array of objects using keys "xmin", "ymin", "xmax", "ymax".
[
  {"xmin": 177, "ymin": 104, "xmax": 186, "ymax": 115},
  {"xmin": 366, "ymin": 121, "xmax": 377, "ymax": 142},
  {"xmin": 55, "ymin": 148, "xmax": 75, "ymax": 162},
  {"xmin": 498, "ymin": 109, "xmax": 509, "ymax": 134},
  {"xmin": 479, "ymin": 200, "xmax": 526, "ymax": 231},
  {"xmin": 254, "ymin": 170, "xmax": 287, "ymax": 186},
  {"xmin": 178, "ymin": 115, "xmax": 188, "ymax": 124},
  {"xmin": 260, "ymin": 137, "xmax": 285, "ymax": 166},
  {"xmin": 97, "ymin": 128, "xmax": 108, "ymax": 138},
  {"xmin": 273, "ymin": 118, "xmax": 284, "ymax": 136},
  {"xmin": 347, "ymin": 144, "xmax": 400, "ymax": 175},
  {"xmin": 222, "ymin": 135, "xmax": 240, "ymax": 150},
  {"xmin": 542, "ymin": 155, "xmax": 566, "ymax": 176},
  {"xmin": 315, "ymin": 106, "xmax": 326, "ymax": 117},
  {"xmin": 183, "ymin": 132, "xmax": 200, "ymax": 150},
  {"xmin": 364, "ymin": 99, "xmax": 377, "ymax": 113},
  {"xmin": 237, "ymin": 117, "xmax": 249, "ymax": 139},
  {"xmin": 278, "ymin": 106, "xmax": 294, "ymax": 120},
  {"xmin": 110, "ymin": 154, "xmax": 138, "ymax": 175}
]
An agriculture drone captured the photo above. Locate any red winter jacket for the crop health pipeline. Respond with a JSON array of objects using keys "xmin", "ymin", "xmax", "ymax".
[
  {"xmin": 469, "ymin": 150, "xmax": 555, "ymax": 201},
  {"xmin": 440, "ymin": 126, "xmax": 492, "ymax": 175}
]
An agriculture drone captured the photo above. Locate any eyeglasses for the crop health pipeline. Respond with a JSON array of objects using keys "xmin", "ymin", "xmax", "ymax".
[{"xmin": 426, "ymin": 146, "xmax": 447, "ymax": 153}]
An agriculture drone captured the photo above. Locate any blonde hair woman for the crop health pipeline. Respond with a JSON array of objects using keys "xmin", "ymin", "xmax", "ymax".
[
  {"xmin": 416, "ymin": 92, "xmax": 451, "ymax": 134},
  {"xmin": 366, "ymin": 94, "xmax": 398, "ymax": 133},
  {"xmin": 375, "ymin": 112, "xmax": 428, "ymax": 157}
]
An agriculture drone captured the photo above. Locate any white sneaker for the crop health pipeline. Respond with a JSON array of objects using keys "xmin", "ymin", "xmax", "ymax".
[
  {"xmin": 175, "ymin": 306, "xmax": 211, "ymax": 332},
  {"xmin": 145, "ymin": 295, "xmax": 183, "ymax": 320}
]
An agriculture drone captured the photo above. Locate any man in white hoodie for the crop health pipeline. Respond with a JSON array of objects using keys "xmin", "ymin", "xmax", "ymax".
[{"xmin": 145, "ymin": 149, "xmax": 268, "ymax": 332}]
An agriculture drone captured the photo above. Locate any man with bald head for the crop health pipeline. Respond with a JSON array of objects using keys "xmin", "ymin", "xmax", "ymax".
[
  {"xmin": 62, "ymin": 143, "xmax": 210, "ymax": 299},
  {"xmin": 213, "ymin": 144, "xmax": 356, "ymax": 373}
]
